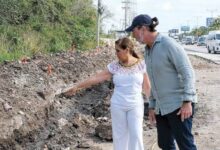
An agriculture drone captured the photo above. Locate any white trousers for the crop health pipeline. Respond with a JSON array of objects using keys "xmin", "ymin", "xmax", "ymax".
[{"xmin": 111, "ymin": 105, "xmax": 144, "ymax": 150}]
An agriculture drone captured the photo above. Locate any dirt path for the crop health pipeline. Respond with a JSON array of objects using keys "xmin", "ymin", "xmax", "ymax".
[
  {"xmin": 192, "ymin": 59, "xmax": 220, "ymax": 150},
  {"xmin": 96, "ymin": 55, "xmax": 220, "ymax": 150},
  {"xmin": 148, "ymin": 56, "xmax": 220, "ymax": 150}
]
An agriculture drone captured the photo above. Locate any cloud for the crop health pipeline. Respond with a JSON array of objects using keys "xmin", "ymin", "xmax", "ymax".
[
  {"xmin": 101, "ymin": 0, "xmax": 220, "ymax": 32},
  {"xmin": 162, "ymin": 1, "xmax": 173, "ymax": 11}
]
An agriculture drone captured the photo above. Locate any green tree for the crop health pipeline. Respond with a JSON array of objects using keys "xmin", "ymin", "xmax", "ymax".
[
  {"xmin": 209, "ymin": 17, "xmax": 220, "ymax": 30},
  {"xmin": 191, "ymin": 26, "xmax": 209, "ymax": 37},
  {"xmin": 0, "ymin": 0, "xmax": 98, "ymax": 62}
]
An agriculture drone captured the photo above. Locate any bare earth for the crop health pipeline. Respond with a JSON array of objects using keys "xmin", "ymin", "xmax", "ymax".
[
  {"xmin": 0, "ymin": 47, "xmax": 219, "ymax": 150},
  {"xmin": 97, "ymin": 55, "xmax": 220, "ymax": 150}
]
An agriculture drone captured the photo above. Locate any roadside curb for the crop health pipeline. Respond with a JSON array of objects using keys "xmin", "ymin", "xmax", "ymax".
[{"xmin": 185, "ymin": 48, "xmax": 220, "ymax": 65}]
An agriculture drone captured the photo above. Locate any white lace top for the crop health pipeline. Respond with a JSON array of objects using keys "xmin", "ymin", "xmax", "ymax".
[{"xmin": 107, "ymin": 59, "xmax": 146, "ymax": 108}]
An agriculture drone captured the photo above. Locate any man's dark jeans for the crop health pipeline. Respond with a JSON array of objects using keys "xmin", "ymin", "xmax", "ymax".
[{"xmin": 155, "ymin": 104, "xmax": 197, "ymax": 150}]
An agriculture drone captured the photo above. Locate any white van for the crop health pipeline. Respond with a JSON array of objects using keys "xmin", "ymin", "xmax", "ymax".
[{"xmin": 206, "ymin": 30, "xmax": 220, "ymax": 54}]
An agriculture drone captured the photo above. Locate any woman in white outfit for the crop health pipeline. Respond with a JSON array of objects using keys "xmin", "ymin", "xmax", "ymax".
[{"xmin": 64, "ymin": 37, "xmax": 151, "ymax": 150}]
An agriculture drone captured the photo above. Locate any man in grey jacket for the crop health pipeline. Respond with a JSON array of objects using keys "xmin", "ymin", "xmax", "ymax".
[{"xmin": 125, "ymin": 14, "xmax": 197, "ymax": 150}]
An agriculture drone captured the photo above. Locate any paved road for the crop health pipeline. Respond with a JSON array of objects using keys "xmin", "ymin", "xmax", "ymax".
[{"xmin": 183, "ymin": 45, "xmax": 220, "ymax": 64}]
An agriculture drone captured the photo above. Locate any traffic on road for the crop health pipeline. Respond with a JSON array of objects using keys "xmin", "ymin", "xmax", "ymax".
[
  {"xmin": 169, "ymin": 29, "xmax": 220, "ymax": 64},
  {"xmin": 183, "ymin": 44, "xmax": 220, "ymax": 64}
]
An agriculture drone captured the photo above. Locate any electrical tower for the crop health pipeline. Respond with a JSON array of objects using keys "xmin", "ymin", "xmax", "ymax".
[
  {"xmin": 122, "ymin": 0, "xmax": 137, "ymax": 30},
  {"xmin": 128, "ymin": 0, "xmax": 137, "ymax": 27}
]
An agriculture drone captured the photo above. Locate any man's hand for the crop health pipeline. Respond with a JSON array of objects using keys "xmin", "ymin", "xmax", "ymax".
[
  {"xmin": 177, "ymin": 101, "xmax": 192, "ymax": 122},
  {"xmin": 148, "ymin": 108, "xmax": 156, "ymax": 125}
]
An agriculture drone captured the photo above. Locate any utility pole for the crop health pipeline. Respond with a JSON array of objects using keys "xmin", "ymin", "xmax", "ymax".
[
  {"xmin": 122, "ymin": 0, "xmax": 131, "ymax": 29},
  {"xmin": 122, "ymin": 0, "xmax": 136, "ymax": 30},
  {"xmin": 195, "ymin": 16, "xmax": 201, "ymax": 28},
  {"xmin": 128, "ymin": 0, "xmax": 137, "ymax": 25},
  {"xmin": 96, "ymin": 0, "xmax": 104, "ymax": 47},
  {"xmin": 194, "ymin": 16, "xmax": 201, "ymax": 37}
]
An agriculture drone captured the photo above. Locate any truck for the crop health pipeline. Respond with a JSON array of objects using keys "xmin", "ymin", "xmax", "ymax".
[{"xmin": 206, "ymin": 30, "xmax": 220, "ymax": 54}]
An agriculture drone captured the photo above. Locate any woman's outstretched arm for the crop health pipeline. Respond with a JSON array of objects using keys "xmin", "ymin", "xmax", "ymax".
[{"xmin": 63, "ymin": 69, "xmax": 112, "ymax": 96}]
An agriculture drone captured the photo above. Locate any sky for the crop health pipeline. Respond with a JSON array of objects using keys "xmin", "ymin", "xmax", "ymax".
[{"xmin": 93, "ymin": 0, "xmax": 220, "ymax": 34}]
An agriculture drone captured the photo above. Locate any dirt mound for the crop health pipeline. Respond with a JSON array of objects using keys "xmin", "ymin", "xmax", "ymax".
[
  {"xmin": 1, "ymin": 46, "xmax": 219, "ymax": 150},
  {"xmin": 189, "ymin": 55, "xmax": 219, "ymax": 69},
  {"xmin": 0, "ymin": 47, "xmax": 115, "ymax": 150}
]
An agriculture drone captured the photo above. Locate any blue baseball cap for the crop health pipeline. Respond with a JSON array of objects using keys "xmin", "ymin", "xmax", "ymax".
[{"xmin": 125, "ymin": 14, "xmax": 152, "ymax": 32}]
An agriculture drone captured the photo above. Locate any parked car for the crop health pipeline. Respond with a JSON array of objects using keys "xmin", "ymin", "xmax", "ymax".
[
  {"xmin": 185, "ymin": 37, "xmax": 194, "ymax": 45},
  {"xmin": 181, "ymin": 39, "xmax": 186, "ymax": 45},
  {"xmin": 206, "ymin": 30, "xmax": 220, "ymax": 54},
  {"xmin": 197, "ymin": 36, "xmax": 206, "ymax": 46}
]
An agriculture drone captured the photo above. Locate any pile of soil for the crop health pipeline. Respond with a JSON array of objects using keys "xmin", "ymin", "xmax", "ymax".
[
  {"xmin": 0, "ymin": 46, "xmax": 219, "ymax": 150},
  {"xmin": 0, "ymin": 47, "xmax": 115, "ymax": 150}
]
